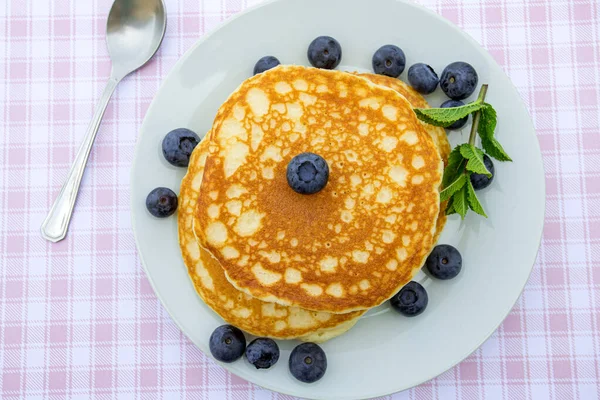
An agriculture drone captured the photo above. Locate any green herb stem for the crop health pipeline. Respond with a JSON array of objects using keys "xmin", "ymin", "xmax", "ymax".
[{"xmin": 468, "ymin": 84, "xmax": 488, "ymax": 146}]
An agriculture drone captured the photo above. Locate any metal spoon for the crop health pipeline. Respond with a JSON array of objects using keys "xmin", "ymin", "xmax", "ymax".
[{"xmin": 41, "ymin": 0, "xmax": 167, "ymax": 242}]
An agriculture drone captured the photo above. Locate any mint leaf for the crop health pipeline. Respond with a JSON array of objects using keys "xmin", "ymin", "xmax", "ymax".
[
  {"xmin": 478, "ymin": 104, "xmax": 512, "ymax": 162},
  {"xmin": 453, "ymin": 185, "xmax": 469, "ymax": 219},
  {"xmin": 442, "ymin": 147, "xmax": 466, "ymax": 187},
  {"xmin": 440, "ymin": 173, "xmax": 467, "ymax": 202},
  {"xmin": 466, "ymin": 178, "xmax": 487, "ymax": 217},
  {"xmin": 460, "ymin": 144, "xmax": 491, "ymax": 177},
  {"xmin": 414, "ymin": 101, "xmax": 485, "ymax": 127}
]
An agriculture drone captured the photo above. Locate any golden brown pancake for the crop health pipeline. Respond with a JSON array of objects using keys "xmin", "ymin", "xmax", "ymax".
[
  {"xmin": 179, "ymin": 136, "xmax": 363, "ymax": 341},
  {"xmin": 194, "ymin": 65, "xmax": 443, "ymax": 313}
]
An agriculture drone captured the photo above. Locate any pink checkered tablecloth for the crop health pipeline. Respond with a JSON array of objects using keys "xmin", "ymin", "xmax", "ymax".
[{"xmin": 1, "ymin": 0, "xmax": 599, "ymax": 398}]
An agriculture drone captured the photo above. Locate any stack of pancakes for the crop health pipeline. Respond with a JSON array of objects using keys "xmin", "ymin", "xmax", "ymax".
[{"xmin": 178, "ymin": 65, "xmax": 449, "ymax": 342}]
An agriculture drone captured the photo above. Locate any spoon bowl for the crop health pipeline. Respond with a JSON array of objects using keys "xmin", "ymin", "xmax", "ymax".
[{"xmin": 107, "ymin": 0, "xmax": 167, "ymax": 78}]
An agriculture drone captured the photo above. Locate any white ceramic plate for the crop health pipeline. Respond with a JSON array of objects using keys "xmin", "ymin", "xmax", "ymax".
[{"xmin": 131, "ymin": 0, "xmax": 544, "ymax": 398}]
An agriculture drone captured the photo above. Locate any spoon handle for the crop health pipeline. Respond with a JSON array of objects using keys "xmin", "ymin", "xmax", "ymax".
[{"xmin": 41, "ymin": 76, "xmax": 121, "ymax": 242}]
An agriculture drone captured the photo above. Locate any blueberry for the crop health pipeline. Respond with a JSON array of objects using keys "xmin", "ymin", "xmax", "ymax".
[
  {"xmin": 372, "ymin": 45, "xmax": 406, "ymax": 78},
  {"xmin": 253, "ymin": 56, "xmax": 280, "ymax": 75},
  {"xmin": 407, "ymin": 63, "xmax": 438, "ymax": 94},
  {"xmin": 470, "ymin": 154, "xmax": 495, "ymax": 190},
  {"xmin": 209, "ymin": 325, "xmax": 246, "ymax": 363},
  {"xmin": 287, "ymin": 153, "xmax": 329, "ymax": 194},
  {"xmin": 145, "ymin": 187, "xmax": 178, "ymax": 218},
  {"xmin": 162, "ymin": 128, "xmax": 200, "ymax": 167},
  {"xmin": 439, "ymin": 62, "xmax": 478, "ymax": 100},
  {"xmin": 289, "ymin": 343, "xmax": 327, "ymax": 383},
  {"xmin": 307, "ymin": 36, "xmax": 342, "ymax": 69},
  {"xmin": 245, "ymin": 338, "xmax": 280, "ymax": 369},
  {"xmin": 440, "ymin": 100, "xmax": 468, "ymax": 130},
  {"xmin": 390, "ymin": 281, "xmax": 428, "ymax": 317},
  {"xmin": 425, "ymin": 245, "xmax": 462, "ymax": 280}
]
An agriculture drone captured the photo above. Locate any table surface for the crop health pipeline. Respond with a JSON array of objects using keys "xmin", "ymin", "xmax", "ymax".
[{"xmin": 1, "ymin": 0, "xmax": 599, "ymax": 399}]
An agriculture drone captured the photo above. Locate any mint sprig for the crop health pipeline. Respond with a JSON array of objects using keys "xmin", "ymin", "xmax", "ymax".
[{"xmin": 414, "ymin": 84, "xmax": 512, "ymax": 219}]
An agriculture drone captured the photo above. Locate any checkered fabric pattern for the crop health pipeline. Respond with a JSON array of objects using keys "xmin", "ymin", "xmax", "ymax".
[{"xmin": 1, "ymin": 0, "xmax": 598, "ymax": 398}]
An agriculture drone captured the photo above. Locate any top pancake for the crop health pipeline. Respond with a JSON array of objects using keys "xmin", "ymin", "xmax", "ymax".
[
  {"xmin": 179, "ymin": 136, "xmax": 363, "ymax": 341},
  {"xmin": 195, "ymin": 65, "xmax": 443, "ymax": 313}
]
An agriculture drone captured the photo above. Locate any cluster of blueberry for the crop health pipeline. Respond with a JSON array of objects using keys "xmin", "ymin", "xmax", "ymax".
[
  {"xmin": 210, "ymin": 325, "xmax": 328, "ymax": 383},
  {"xmin": 205, "ymin": 245, "xmax": 464, "ymax": 384},
  {"xmin": 391, "ymin": 244, "xmax": 463, "ymax": 317},
  {"xmin": 371, "ymin": 44, "xmax": 478, "ymax": 135},
  {"xmin": 145, "ymin": 128, "xmax": 201, "ymax": 218}
]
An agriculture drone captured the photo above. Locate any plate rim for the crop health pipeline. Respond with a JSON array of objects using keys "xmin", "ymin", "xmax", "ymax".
[{"xmin": 130, "ymin": 0, "xmax": 546, "ymax": 398}]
